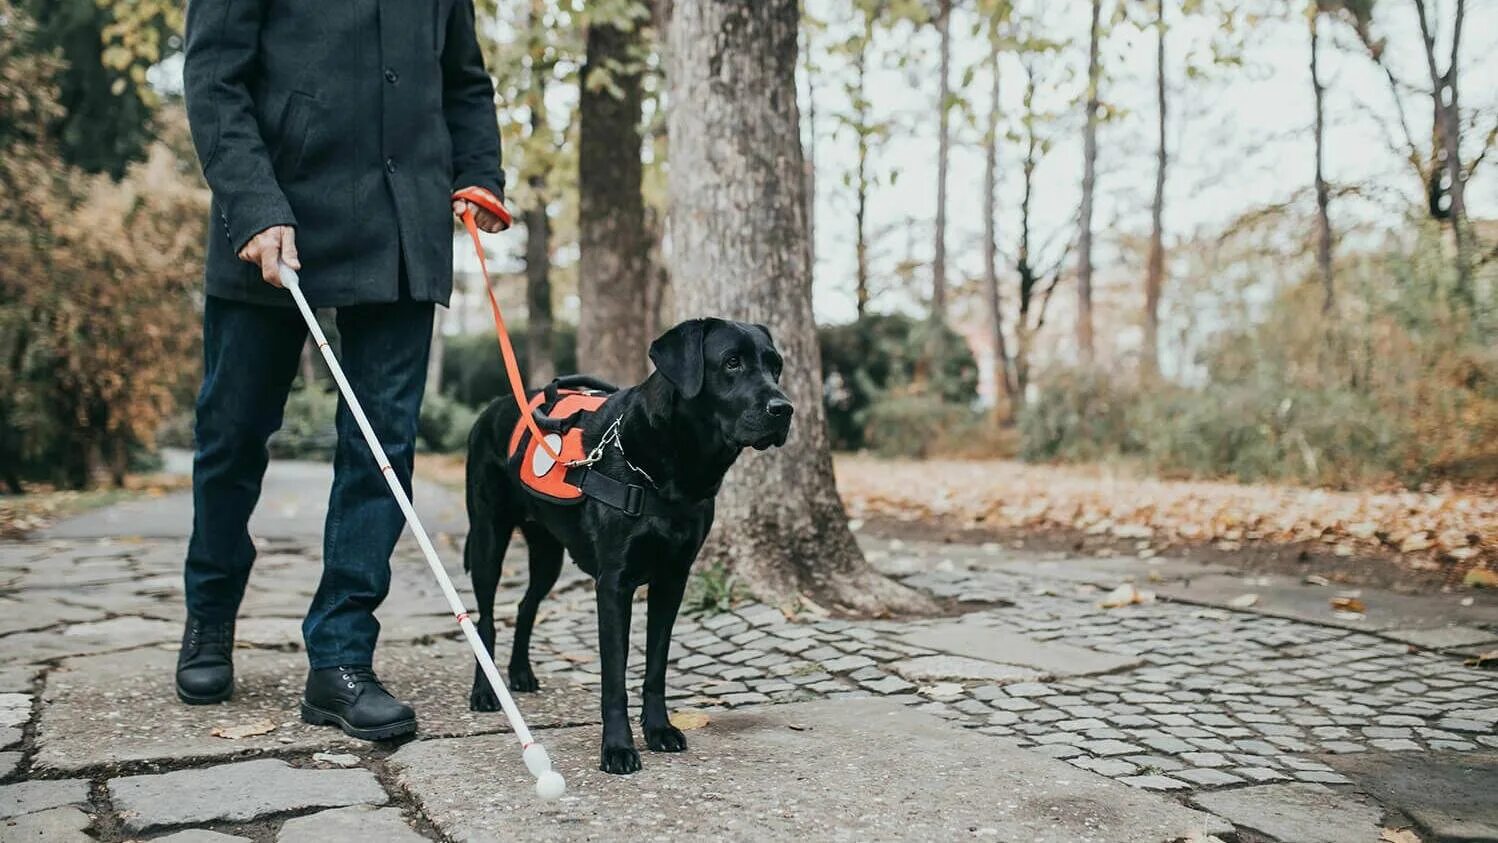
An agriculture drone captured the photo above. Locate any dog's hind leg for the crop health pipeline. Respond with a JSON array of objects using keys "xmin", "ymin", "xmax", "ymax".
[
  {"xmin": 465, "ymin": 494, "xmax": 514, "ymax": 712},
  {"xmin": 508, "ymin": 523, "xmax": 563, "ymax": 692}
]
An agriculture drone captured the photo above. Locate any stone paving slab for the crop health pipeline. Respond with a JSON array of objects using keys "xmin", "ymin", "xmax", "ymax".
[
  {"xmin": 0, "ymin": 616, "xmax": 181, "ymax": 666},
  {"xmin": 1324, "ymin": 750, "xmax": 1498, "ymax": 841},
  {"xmin": 1190, "ymin": 783, "xmax": 1384, "ymax": 843},
  {"xmin": 0, "ymin": 778, "xmax": 90, "ymax": 819},
  {"xmin": 107, "ymin": 758, "xmax": 388, "ymax": 832},
  {"xmin": 277, "ymin": 805, "xmax": 428, "ymax": 842},
  {"xmin": 0, "ymin": 805, "xmax": 93, "ymax": 841},
  {"xmin": 898, "ymin": 621, "xmax": 1141, "ymax": 678},
  {"xmin": 33, "ymin": 645, "xmax": 598, "ymax": 772},
  {"xmin": 157, "ymin": 831, "xmax": 253, "ymax": 843},
  {"xmin": 389, "ymin": 698, "xmax": 1230, "ymax": 842}
]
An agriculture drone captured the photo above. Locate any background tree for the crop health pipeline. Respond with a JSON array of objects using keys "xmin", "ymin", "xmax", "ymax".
[
  {"xmin": 977, "ymin": 0, "xmax": 1018, "ymax": 414},
  {"xmin": 578, "ymin": 1, "xmax": 652, "ymax": 385},
  {"xmin": 668, "ymin": 0, "xmax": 932, "ymax": 613},
  {"xmin": 23, "ymin": 0, "xmax": 180, "ymax": 178},
  {"xmin": 1144, "ymin": 0, "xmax": 1170, "ymax": 368},
  {"xmin": 1075, "ymin": 0, "xmax": 1105, "ymax": 366},
  {"xmin": 1309, "ymin": 0, "xmax": 1334, "ymax": 311}
]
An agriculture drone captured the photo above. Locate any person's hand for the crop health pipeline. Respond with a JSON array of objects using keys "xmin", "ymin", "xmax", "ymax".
[
  {"xmin": 453, "ymin": 199, "xmax": 507, "ymax": 233},
  {"xmin": 237, "ymin": 225, "xmax": 299, "ymax": 287}
]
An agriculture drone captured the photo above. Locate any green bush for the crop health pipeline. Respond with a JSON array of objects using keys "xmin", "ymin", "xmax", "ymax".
[
  {"xmin": 819, "ymin": 313, "xmax": 979, "ymax": 450},
  {"xmin": 418, "ymin": 393, "xmax": 479, "ymax": 453},
  {"xmin": 268, "ymin": 388, "xmax": 339, "ymax": 460},
  {"xmin": 441, "ymin": 323, "xmax": 577, "ymax": 409},
  {"xmin": 863, "ymin": 391, "xmax": 986, "ymax": 458}
]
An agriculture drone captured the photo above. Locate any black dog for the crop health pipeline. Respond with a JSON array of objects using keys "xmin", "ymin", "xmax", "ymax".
[{"xmin": 463, "ymin": 318, "xmax": 793, "ymax": 774}]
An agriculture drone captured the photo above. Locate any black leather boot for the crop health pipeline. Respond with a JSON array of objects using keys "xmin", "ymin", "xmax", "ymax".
[
  {"xmin": 300, "ymin": 666, "xmax": 417, "ymax": 741},
  {"xmin": 175, "ymin": 617, "xmax": 235, "ymax": 704}
]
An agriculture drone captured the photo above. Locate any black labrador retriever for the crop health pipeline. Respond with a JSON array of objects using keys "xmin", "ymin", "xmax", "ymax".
[{"xmin": 463, "ymin": 317, "xmax": 793, "ymax": 774}]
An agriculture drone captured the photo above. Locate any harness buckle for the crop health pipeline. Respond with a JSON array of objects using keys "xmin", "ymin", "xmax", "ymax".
[{"xmin": 623, "ymin": 484, "xmax": 645, "ymax": 517}]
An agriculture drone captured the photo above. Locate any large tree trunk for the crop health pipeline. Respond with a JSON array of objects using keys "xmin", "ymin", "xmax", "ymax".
[
  {"xmin": 982, "ymin": 40, "xmax": 1015, "ymax": 416},
  {"xmin": 578, "ymin": 15, "xmax": 649, "ymax": 385},
  {"xmin": 802, "ymin": 27, "xmax": 817, "ymax": 275},
  {"xmin": 1076, "ymin": 0, "xmax": 1101, "ymax": 367},
  {"xmin": 1143, "ymin": 0, "xmax": 1167, "ymax": 373},
  {"xmin": 928, "ymin": 0, "xmax": 952, "ymax": 365},
  {"xmin": 1310, "ymin": 9, "xmax": 1334, "ymax": 314},
  {"xmin": 667, "ymin": 0, "xmax": 932, "ymax": 615},
  {"xmin": 524, "ymin": 0, "xmax": 555, "ymax": 383}
]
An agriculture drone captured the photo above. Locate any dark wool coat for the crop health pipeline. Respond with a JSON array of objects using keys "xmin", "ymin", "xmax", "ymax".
[{"xmin": 183, "ymin": 0, "xmax": 504, "ymax": 307}]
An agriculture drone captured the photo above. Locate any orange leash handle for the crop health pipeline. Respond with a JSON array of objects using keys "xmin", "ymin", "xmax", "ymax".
[{"xmin": 458, "ymin": 202, "xmax": 565, "ymax": 463}]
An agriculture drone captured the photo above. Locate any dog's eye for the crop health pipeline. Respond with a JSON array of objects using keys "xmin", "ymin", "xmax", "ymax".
[{"xmin": 724, "ymin": 355, "xmax": 743, "ymax": 372}]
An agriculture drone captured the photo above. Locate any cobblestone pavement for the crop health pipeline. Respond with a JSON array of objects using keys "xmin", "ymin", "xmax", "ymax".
[{"xmin": 2, "ymin": 460, "xmax": 1497, "ymax": 841}]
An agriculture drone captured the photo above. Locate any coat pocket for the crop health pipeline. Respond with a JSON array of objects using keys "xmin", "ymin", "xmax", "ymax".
[{"xmin": 273, "ymin": 91, "xmax": 315, "ymax": 180}]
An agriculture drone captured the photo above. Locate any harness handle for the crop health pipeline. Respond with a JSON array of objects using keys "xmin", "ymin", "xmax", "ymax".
[{"xmin": 454, "ymin": 188, "xmax": 565, "ymax": 463}]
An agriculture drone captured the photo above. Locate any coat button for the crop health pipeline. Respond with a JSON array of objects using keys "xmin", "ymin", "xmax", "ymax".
[
  {"xmin": 385, "ymin": 158, "xmax": 397, "ymax": 174},
  {"xmin": 384, "ymin": 68, "xmax": 398, "ymax": 84}
]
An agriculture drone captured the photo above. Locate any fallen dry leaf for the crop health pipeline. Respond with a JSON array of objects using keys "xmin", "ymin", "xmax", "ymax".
[
  {"xmin": 669, "ymin": 710, "xmax": 710, "ymax": 731},
  {"xmin": 1100, "ymin": 583, "xmax": 1156, "ymax": 609},
  {"xmin": 1465, "ymin": 650, "xmax": 1497, "ymax": 668},
  {"xmin": 1330, "ymin": 596, "xmax": 1367, "ymax": 614},
  {"xmin": 1464, "ymin": 568, "xmax": 1498, "ymax": 589},
  {"xmin": 1380, "ymin": 828, "xmax": 1421, "ymax": 843},
  {"xmin": 787, "ymin": 723, "xmax": 810, "ymax": 731},
  {"xmin": 210, "ymin": 719, "xmax": 276, "ymax": 740},
  {"xmin": 1228, "ymin": 593, "xmax": 1260, "ymax": 609}
]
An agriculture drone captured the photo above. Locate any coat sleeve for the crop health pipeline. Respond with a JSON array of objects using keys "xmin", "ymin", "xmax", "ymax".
[
  {"xmin": 183, "ymin": 0, "xmax": 296, "ymax": 254},
  {"xmin": 442, "ymin": 0, "xmax": 505, "ymax": 201}
]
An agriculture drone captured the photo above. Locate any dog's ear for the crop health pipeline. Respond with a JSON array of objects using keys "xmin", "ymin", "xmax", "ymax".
[
  {"xmin": 649, "ymin": 319, "xmax": 708, "ymax": 398},
  {"xmin": 751, "ymin": 323, "xmax": 774, "ymax": 347}
]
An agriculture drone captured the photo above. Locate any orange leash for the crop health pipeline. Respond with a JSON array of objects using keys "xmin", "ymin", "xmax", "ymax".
[{"xmin": 456, "ymin": 189, "xmax": 565, "ymax": 462}]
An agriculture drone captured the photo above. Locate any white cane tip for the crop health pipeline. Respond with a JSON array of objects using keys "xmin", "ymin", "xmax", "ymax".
[
  {"xmin": 535, "ymin": 770, "xmax": 566, "ymax": 801},
  {"xmin": 523, "ymin": 744, "xmax": 551, "ymax": 777}
]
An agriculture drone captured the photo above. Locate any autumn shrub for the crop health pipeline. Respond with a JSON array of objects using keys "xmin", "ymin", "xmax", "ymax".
[
  {"xmin": 1018, "ymin": 233, "xmax": 1498, "ymax": 488},
  {"xmin": 0, "ymin": 2, "xmax": 208, "ymax": 491},
  {"xmin": 819, "ymin": 313, "xmax": 979, "ymax": 451}
]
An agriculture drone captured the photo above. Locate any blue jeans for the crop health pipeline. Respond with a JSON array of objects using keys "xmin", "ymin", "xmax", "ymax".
[{"xmin": 183, "ymin": 292, "xmax": 433, "ymax": 669}]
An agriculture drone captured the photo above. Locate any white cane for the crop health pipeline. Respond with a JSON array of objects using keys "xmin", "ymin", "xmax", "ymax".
[{"xmin": 278, "ymin": 261, "xmax": 566, "ymax": 802}]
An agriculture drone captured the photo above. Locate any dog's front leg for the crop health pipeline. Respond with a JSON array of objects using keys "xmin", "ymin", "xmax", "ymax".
[
  {"xmin": 641, "ymin": 569, "xmax": 688, "ymax": 752},
  {"xmin": 595, "ymin": 575, "xmax": 641, "ymax": 774}
]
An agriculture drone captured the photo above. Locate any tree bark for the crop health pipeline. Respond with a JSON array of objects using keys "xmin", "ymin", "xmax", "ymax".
[
  {"xmin": 1310, "ymin": 9, "xmax": 1334, "ymax": 314},
  {"xmin": 983, "ymin": 39, "xmax": 1016, "ymax": 416},
  {"xmin": 1413, "ymin": 0, "xmax": 1471, "ymax": 297},
  {"xmin": 667, "ymin": 0, "xmax": 933, "ymax": 614},
  {"xmin": 802, "ymin": 27, "xmax": 817, "ymax": 275},
  {"xmin": 578, "ymin": 14, "xmax": 649, "ymax": 385},
  {"xmin": 524, "ymin": 0, "xmax": 555, "ymax": 384},
  {"xmin": 1076, "ymin": 0, "xmax": 1101, "ymax": 367},
  {"xmin": 1143, "ymin": 0, "xmax": 1167, "ymax": 373},
  {"xmin": 929, "ymin": 0, "xmax": 952, "ymax": 363},
  {"xmin": 853, "ymin": 11, "xmax": 872, "ymax": 320}
]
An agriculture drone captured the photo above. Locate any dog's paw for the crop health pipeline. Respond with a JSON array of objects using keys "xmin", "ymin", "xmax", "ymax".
[
  {"xmin": 508, "ymin": 665, "xmax": 540, "ymax": 693},
  {"xmin": 644, "ymin": 723, "xmax": 688, "ymax": 753},
  {"xmin": 599, "ymin": 744, "xmax": 642, "ymax": 775},
  {"xmin": 469, "ymin": 685, "xmax": 500, "ymax": 712}
]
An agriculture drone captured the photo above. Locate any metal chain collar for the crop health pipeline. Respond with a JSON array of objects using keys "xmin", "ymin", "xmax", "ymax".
[{"xmin": 564, "ymin": 418, "xmax": 657, "ymax": 487}]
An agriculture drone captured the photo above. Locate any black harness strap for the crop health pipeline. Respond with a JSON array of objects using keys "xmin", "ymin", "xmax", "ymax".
[{"xmin": 576, "ymin": 469, "xmax": 692, "ymax": 518}]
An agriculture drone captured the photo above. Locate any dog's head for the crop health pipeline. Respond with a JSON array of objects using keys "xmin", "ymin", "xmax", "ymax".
[{"xmin": 648, "ymin": 318, "xmax": 794, "ymax": 451}]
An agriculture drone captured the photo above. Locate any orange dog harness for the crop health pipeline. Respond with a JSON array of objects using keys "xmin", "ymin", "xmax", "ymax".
[{"xmin": 506, "ymin": 384, "xmax": 611, "ymax": 503}]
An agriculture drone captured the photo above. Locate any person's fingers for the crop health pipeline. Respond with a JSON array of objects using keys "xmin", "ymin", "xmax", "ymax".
[
  {"xmin": 453, "ymin": 199, "xmax": 467, "ymax": 218},
  {"xmin": 280, "ymin": 227, "xmax": 300, "ymax": 271},
  {"xmin": 238, "ymin": 238, "xmax": 258, "ymax": 264},
  {"xmin": 258, "ymin": 236, "xmax": 282, "ymax": 287},
  {"xmin": 476, "ymin": 208, "xmax": 503, "ymax": 233}
]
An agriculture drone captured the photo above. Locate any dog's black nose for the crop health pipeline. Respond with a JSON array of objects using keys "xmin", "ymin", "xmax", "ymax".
[{"xmin": 766, "ymin": 398, "xmax": 794, "ymax": 418}]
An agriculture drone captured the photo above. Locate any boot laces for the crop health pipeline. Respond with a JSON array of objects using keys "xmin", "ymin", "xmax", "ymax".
[
  {"xmin": 338, "ymin": 666, "xmax": 386, "ymax": 694},
  {"xmin": 189, "ymin": 620, "xmax": 233, "ymax": 648}
]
